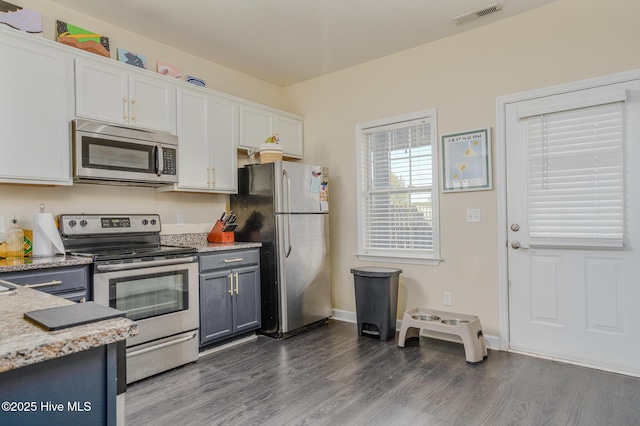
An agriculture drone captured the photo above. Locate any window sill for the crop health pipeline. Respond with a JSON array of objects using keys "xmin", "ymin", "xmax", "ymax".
[{"xmin": 356, "ymin": 254, "xmax": 442, "ymax": 266}]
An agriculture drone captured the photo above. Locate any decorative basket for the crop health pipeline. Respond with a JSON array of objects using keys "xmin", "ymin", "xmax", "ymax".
[{"xmin": 260, "ymin": 143, "xmax": 283, "ymax": 164}]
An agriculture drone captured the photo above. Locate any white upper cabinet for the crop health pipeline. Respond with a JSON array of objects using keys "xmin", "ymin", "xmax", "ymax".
[
  {"xmin": 238, "ymin": 103, "xmax": 303, "ymax": 158},
  {"xmin": 159, "ymin": 87, "xmax": 237, "ymax": 193},
  {"xmin": 274, "ymin": 113, "xmax": 304, "ymax": 158},
  {"xmin": 75, "ymin": 58, "xmax": 176, "ymax": 134},
  {"xmin": 209, "ymin": 96, "xmax": 238, "ymax": 192},
  {"xmin": 0, "ymin": 27, "xmax": 304, "ymax": 190},
  {"xmin": 0, "ymin": 29, "xmax": 74, "ymax": 185}
]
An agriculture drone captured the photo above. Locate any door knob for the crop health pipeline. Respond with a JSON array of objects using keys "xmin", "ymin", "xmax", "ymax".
[
  {"xmin": 511, "ymin": 223, "xmax": 520, "ymax": 232},
  {"xmin": 511, "ymin": 241, "xmax": 521, "ymax": 249}
]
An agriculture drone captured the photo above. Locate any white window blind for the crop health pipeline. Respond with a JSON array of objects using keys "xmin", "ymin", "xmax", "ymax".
[
  {"xmin": 526, "ymin": 102, "xmax": 624, "ymax": 248},
  {"xmin": 359, "ymin": 117, "xmax": 435, "ymax": 257}
]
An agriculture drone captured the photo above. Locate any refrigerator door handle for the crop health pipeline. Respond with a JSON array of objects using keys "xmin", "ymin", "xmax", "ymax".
[
  {"xmin": 283, "ymin": 169, "xmax": 292, "ymax": 257},
  {"xmin": 284, "ymin": 215, "xmax": 292, "ymax": 257},
  {"xmin": 282, "ymin": 169, "xmax": 292, "ymax": 212}
]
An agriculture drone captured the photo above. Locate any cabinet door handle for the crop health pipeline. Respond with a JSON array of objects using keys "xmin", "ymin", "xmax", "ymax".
[
  {"xmin": 123, "ymin": 97, "xmax": 128, "ymax": 121},
  {"xmin": 223, "ymin": 258, "xmax": 243, "ymax": 263},
  {"xmin": 207, "ymin": 167, "xmax": 211, "ymax": 187},
  {"xmin": 24, "ymin": 280, "xmax": 62, "ymax": 288},
  {"xmin": 211, "ymin": 167, "xmax": 216, "ymax": 187},
  {"xmin": 228, "ymin": 273, "xmax": 233, "ymax": 295},
  {"xmin": 131, "ymin": 99, "xmax": 137, "ymax": 122},
  {"xmin": 234, "ymin": 273, "xmax": 239, "ymax": 294}
]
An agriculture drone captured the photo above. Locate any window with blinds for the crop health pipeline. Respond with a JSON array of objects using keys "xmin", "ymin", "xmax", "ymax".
[
  {"xmin": 524, "ymin": 102, "xmax": 624, "ymax": 248},
  {"xmin": 356, "ymin": 110, "xmax": 439, "ymax": 261}
]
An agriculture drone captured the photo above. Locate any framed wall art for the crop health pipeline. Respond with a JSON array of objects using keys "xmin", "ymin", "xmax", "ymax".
[
  {"xmin": 56, "ymin": 20, "xmax": 110, "ymax": 58},
  {"xmin": 441, "ymin": 127, "xmax": 492, "ymax": 193},
  {"xmin": 117, "ymin": 48, "xmax": 146, "ymax": 69},
  {"xmin": 157, "ymin": 60, "xmax": 181, "ymax": 79},
  {"xmin": 0, "ymin": 1, "xmax": 43, "ymax": 35}
]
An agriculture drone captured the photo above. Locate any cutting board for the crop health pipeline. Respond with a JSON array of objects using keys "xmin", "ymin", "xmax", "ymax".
[{"xmin": 24, "ymin": 302, "xmax": 126, "ymax": 331}]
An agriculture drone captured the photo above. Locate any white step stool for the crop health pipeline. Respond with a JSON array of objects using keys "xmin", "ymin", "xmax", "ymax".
[{"xmin": 397, "ymin": 308, "xmax": 488, "ymax": 364}]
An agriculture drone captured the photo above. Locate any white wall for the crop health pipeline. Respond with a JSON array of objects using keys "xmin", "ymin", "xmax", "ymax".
[{"xmin": 285, "ymin": 0, "xmax": 640, "ymax": 336}]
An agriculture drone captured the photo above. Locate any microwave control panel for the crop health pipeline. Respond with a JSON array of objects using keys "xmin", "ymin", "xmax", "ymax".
[{"xmin": 163, "ymin": 148, "xmax": 177, "ymax": 175}]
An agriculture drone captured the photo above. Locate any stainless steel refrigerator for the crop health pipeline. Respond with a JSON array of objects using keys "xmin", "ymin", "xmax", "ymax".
[{"xmin": 231, "ymin": 161, "xmax": 331, "ymax": 337}]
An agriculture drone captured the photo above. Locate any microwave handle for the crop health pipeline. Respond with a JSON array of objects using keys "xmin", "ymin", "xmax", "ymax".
[{"xmin": 155, "ymin": 145, "xmax": 164, "ymax": 176}]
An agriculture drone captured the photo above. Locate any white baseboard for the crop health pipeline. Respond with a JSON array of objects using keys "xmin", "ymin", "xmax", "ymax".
[{"xmin": 331, "ymin": 308, "xmax": 500, "ymax": 350}]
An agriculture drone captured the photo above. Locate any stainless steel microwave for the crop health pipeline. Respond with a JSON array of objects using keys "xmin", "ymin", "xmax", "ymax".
[{"xmin": 72, "ymin": 119, "xmax": 179, "ymax": 186}]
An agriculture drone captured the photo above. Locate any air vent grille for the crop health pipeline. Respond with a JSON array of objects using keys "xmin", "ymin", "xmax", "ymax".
[{"xmin": 452, "ymin": 3, "xmax": 503, "ymax": 25}]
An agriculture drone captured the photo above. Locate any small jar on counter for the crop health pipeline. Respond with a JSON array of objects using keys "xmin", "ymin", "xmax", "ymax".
[{"xmin": 6, "ymin": 217, "xmax": 24, "ymax": 259}]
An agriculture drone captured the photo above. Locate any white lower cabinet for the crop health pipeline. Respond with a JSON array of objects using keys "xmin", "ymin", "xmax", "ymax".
[
  {"xmin": 0, "ymin": 29, "xmax": 74, "ymax": 185},
  {"xmin": 159, "ymin": 87, "xmax": 237, "ymax": 193}
]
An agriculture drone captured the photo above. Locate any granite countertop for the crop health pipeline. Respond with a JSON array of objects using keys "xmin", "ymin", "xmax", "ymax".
[
  {"xmin": 0, "ymin": 234, "xmax": 261, "ymax": 274},
  {"xmin": 161, "ymin": 233, "xmax": 262, "ymax": 253},
  {"xmin": 0, "ymin": 285, "xmax": 138, "ymax": 373},
  {"xmin": 0, "ymin": 255, "xmax": 93, "ymax": 274}
]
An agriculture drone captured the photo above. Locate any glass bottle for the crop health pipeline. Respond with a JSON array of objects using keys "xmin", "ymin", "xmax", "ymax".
[{"xmin": 6, "ymin": 217, "xmax": 24, "ymax": 259}]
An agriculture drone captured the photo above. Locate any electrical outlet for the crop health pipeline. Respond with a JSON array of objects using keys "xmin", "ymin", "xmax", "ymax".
[
  {"xmin": 177, "ymin": 214, "xmax": 184, "ymax": 227},
  {"xmin": 443, "ymin": 291, "xmax": 452, "ymax": 306},
  {"xmin": 466, "ymin": 208, "xmax": 481, "ymax": 223}
]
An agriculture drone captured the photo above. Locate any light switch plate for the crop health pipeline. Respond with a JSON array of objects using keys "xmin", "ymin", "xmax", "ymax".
[
  {"xmin": 176, "ymin": 214, "xmax": 184, "ymax": 227},
  {"xmin": 444, "ymin": 291, "xmax": 452, "ymax": 306},
  {"xmin": 466, "ymin": 208, "xmax": 481, "ymax": 223}
]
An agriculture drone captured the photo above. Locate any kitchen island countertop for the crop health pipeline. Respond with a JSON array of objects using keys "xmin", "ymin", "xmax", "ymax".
[
  {"xmin": 0, "ymin": 255, "xmax": 93, "ymax": 274},
  {"xmin": 0, "ymin": 285, "xmax": 137, "ymax": 373}
]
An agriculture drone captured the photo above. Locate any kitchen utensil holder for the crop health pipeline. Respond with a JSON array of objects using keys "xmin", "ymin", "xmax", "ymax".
[{"xmin": 208, "ymin": 220, "xmax": 234, "ymax": 243}]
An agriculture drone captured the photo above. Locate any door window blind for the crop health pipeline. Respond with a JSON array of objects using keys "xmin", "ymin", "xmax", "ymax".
[
  {"xmin": 359, "ymin": 117, "xmax": 434, "ymax": 255},
  {"xmin": 526, "ymin": 102, "xmax": 624, "ymax": 247}
]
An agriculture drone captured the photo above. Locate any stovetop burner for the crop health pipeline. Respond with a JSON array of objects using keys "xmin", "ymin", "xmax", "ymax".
[
  {"xmin": 59, "ymin": 214, "xmax": 197, "ymax": 263},
  {"xmin": 69, "ymin": 244, "xmax": 197, "ymax": 262}
]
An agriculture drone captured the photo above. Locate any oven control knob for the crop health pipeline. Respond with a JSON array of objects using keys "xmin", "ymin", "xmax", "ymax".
[
  {"xmin": 150, "ymin": 219, "xmax": 157, "ymax": 225},
  {"xmin": 68, "ymin": 220, "xmax": 77, "ymax": 227},
  {"xmin": 142, "ymin": 219, "xmax": 149, "ymax": 225},
  {"xmin": 79, "ymin": 220, "xmax": 88, "ymax": 227}
]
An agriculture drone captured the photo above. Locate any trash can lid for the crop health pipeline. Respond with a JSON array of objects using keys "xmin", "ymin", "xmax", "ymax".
[{"xmin": 350, "ymin": 267, "xmax": 402, "ymax": 277}]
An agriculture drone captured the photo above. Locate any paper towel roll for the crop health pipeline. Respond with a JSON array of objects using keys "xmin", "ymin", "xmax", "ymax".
[{"xmin": 32, "ymin": 213, "xmax": 65, "ymax": 257}]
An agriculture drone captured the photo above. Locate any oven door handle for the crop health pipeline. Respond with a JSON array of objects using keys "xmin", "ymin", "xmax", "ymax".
[
  {"xmin": 95, "ymin": 256, "xmax": 198, "ymax": 272},
  {"xmin": 126, "ymin": 332, "xmax": 197, "ymax": 358}
]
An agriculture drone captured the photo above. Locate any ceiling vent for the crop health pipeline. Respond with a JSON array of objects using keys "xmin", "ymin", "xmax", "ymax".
[{"xmin": 452, "ymin": 3, "xmax": 503, "ymax": 25}]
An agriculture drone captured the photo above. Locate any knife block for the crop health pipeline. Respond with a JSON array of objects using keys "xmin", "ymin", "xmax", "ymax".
[{"xmin": 208, "ymin": 220, "xmax": 234, "ymax": 243}]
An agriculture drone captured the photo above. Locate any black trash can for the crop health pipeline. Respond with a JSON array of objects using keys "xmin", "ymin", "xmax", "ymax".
[{"xmin": 351, "ymin": 267, "xmax": 402, "ymax": 341}]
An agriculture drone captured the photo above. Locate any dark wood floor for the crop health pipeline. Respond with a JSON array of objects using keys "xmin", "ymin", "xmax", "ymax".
[{"xmin": 126, "ymin": 320, "xmax": 640, "ymax": 425}]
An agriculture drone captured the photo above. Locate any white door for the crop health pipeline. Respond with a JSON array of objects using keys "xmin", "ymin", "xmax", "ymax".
[{"xmin": 506, "ymin": 79, "xmax": 640, "ymax": 376}]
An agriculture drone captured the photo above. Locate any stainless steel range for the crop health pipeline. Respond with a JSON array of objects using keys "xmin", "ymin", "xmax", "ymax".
[{"xmin": 59, "ymin": 214, "xmax": 199, "ymax": 384}]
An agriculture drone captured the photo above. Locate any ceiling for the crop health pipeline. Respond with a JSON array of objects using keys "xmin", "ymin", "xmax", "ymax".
[{"xmin": 49, "ymin": 0, "xmax": 557, "ymax": 87}]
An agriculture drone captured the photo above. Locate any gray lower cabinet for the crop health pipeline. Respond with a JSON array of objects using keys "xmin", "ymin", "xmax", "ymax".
[
  {"xmin": 199, "ymin": 249, "xmax": 261, "ymax": 346},
  {"xmin": 0, "ymin": 265, "xmax": 90, "ymax": 302},
  {"xmin": 0, "ymin": 344, "xmax": 118, "ymax": 426}
]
